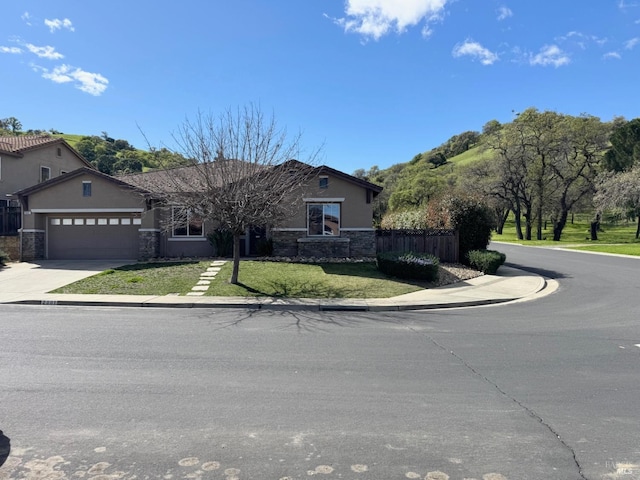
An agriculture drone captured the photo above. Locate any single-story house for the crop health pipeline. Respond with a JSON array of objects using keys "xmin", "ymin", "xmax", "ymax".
[{"xmin": 15, "ymin": 161, "xmax": 382, "ymax": 261}]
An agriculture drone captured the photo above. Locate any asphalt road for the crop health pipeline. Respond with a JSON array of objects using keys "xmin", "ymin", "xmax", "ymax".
[{"xmin": 0, "ymin": 244, "xmax": 639, "ymax": 480}]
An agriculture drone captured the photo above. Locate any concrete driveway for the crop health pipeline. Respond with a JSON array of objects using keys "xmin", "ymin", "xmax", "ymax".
[{"xmin": 0, "ymin": 260, "xmax": 134, "ymax": 303}]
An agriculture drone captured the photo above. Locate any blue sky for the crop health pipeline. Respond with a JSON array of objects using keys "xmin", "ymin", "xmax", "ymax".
[{"xmin": 2, "ymin": 1, "xmax": 639, "ymax": 173}]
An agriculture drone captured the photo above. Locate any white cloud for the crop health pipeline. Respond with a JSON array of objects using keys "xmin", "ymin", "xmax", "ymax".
[
  {"xmin": 44, "ymin": 18, "xmax": 75, "ymax": 33},
  {"xmin": 21, "ymin": 12, "xmax": 32, "ymax": 26},
  {"xmin": 497, "ymin": 6, "xmax": 513, "ymax": 21},
  {"xmin": 334, "ymin": 0, "xmax": 450, "ymax": 40},
  {"xmin": 603, "ymin": 51, "xmax": 622, "ymax": 60},
  {"xmin": 530, "ymin": 44, "xmax": 570, "ymax": 67},
  {"xmin": 452, "ymin": 40, "xmax": 499, "ymax": 65},
  {"xmin": 25, "ymin": 43, "xmax": 64, "ymax": 60},
  {"xmin": 39, "ymin": 64, "xmax": 108, "ymax": 96},
  {"xmin": 624, "ymin": 37, "xmax": 640, "ymax": 49},
  {"xmin": 618, "ymin": 0, "xmax": 639, "ymax": 9},
  {"xmin": 0, "ymin": 46, "xmax": 22, "ymax": 54}
]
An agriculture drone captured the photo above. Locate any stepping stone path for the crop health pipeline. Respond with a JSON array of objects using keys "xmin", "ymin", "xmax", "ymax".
[{"xmin": 186, "ymin": 260, "xmax": 227, "ymax": 296}]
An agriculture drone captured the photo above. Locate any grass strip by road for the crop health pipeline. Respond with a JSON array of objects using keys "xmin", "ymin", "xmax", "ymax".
[
  {"xmin": 492, "ymin": 216, "xmax": 640, "ymax": 256},
  {"xmin": 51, "ymin": 260, "xmax": 431, "ymax": 298}
]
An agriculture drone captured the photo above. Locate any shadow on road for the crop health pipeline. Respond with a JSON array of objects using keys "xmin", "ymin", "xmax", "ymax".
[
  {"xmin": 505, "ymin": 262, "xmax": 570, "ymax": 280},
  {"xmin": 0, "ymin": 430, "xmax": 10, "ymax": 467}
]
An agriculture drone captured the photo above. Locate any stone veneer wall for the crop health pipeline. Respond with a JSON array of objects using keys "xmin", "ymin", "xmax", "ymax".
[
  {"xmin": 297, "ymin": 237, "xmax": 350, "ymax": 257},
  {"xmin": 341, "ymin": 230, "xmax": 376, "ymax": 257},
  {"xmin": 272, "ymin": 230, "xmax": 377, "ymax": 258},
  {"xmin": 0, "ymin": 236, "xmax": 20, "ymax": 261},
  {"xmin": 272, "ymin": 230, "xmax": 301, "ymax": 257},
  {"xmin": 21, "ymin": 231, "xmax": 45, "ymax": 261},
  {"xmin": 139, "ymin": 230, "xmax": 161, "ymax": 259}
]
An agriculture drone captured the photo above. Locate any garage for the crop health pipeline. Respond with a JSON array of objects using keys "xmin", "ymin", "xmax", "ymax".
[{"xmin": 47, "ymin": 214, "xmax": 141, "ymax": 260}]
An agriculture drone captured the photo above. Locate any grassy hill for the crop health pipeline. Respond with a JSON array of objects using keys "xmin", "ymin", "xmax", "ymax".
[{"xmin": 51, "ymin": 133, "xmax": 85, "ymax": 148}]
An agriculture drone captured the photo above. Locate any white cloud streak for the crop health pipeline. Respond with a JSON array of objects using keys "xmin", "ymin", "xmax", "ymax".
[
  {"xmin": 21, "ymin": 12, "xmax": 32, "ymax": 26},
  {"xmin": 25, "ymin": 43, "xmax": 64, "ymax": 60},
  {"xmin": 37, "ymin": 64, "xmax": 109, "ymax": 96},
  {"xmin": 44, "ymin": 18, "xmax": 75, "ymax": 33},
  {"xmin": 452, "ymin": 40, "xmax": 499, "ymax": 65},
  {"xmin": 497, "ymin": 6, "xmax": 513, "ymax": 21},
  {"xmin": 624, "ymin": 37, "xmax": 640, "ymax": 49},
  {"xmin": 334, "ymin": 0, "xmax": 450, "ymax": 40},
  {"xmin": 0, "ymin": 46, "xmax": 22, "ymax": 54},
  {"xmin": 530, "ymin": 44, "xmax": 570, "ymax": 67},
  {"xmin": 603, "ymin": 51, "xmax": 622, "ymax": 60}
]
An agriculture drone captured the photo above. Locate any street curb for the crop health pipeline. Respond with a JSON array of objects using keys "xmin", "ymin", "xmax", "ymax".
[
  {"xmin": 4, "ymin": 266, "xmax": 551, "ymax": 311},
  {"xmin": 8, "ymin": 296, "xmax": 522, "ymax": 311}
]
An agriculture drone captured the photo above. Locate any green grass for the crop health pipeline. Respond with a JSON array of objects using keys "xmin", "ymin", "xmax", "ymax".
[
  {"xmin": 447, "ymin": 146, "xmax": 494, "ymax": 168},
  {"xmin": 51, "ymin": 261, "xmax": 206, "ymax": 295},
  {"xmin": 52, "ymin": 133, "xmax": 85, "ymax": 148},
  {"xmin": 492, "ymin": 215, "xmax": 640, "ymax": 256},
  {"xmin": 52, "ymin": 260, "xmax": 433, "ymax": 298},
  {"xmin": 565, "ymin": 244, "xmax": 640, "ymax": 256}
]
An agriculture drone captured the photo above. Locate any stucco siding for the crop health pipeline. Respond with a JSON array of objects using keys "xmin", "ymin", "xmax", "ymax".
[
  {"xmin": 26, "ymin": 172, "xmax": 146, "ymax": 211},
  {"xmin": 1, "ymin": 144, "xmax": 88, "ymax": 197},
  {"xmin": 278, "ymin": 173, "xmax": 375, "ymax": 230}
]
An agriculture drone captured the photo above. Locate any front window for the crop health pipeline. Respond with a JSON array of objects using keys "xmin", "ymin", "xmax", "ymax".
[
  {"xmin": 82, "ymin": 181, "xmax": 92, "ymax": 197},
  {"xmin": 308, "ymin": 203, "xmax": 340, "ymax": 236},
  {"xmin": 172, "ymin": 207, "xmax": 204, "ymax": 237}
]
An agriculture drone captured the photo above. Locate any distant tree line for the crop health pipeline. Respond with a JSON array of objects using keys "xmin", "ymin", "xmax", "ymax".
[
  {"xmin": 355, "ymin": 109, "xmax": 640, "ymax": 242},
  {"xmin": 75, "ymin": 133, "xmax": 190, "ymax": 175}
]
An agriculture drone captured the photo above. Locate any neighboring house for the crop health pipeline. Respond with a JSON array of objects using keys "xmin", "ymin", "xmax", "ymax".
[
  {"xmin": 15, "ymin": 162, "xmax": 382, "ymax": 261},
  {"xmin": 0, "ymin": 135, "xmax": 93, "ymax": 201},
  {"xmin": 0, "ymin": 135, "xmax": 93, "ymax": 258}
]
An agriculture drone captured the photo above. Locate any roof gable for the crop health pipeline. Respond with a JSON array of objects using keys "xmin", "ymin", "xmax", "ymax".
[
  {"xmin": 15, "ymin": 167, "xmax": 151, "ymax": 197},
  {"xmin": 0, "ymin": 135, "xmax": 93, "ymax": 167}
]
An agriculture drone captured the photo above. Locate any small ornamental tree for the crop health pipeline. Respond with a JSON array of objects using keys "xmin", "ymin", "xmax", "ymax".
[
  {"xmin": 424, "ymin": 194, "xmax": 496, "ymax": 263},
  {"xmin": 133, "ymin": 105, "xmax": 320, "ymax": 284}
]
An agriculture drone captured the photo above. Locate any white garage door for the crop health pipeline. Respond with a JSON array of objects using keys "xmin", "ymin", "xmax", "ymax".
[{"xmin": 47, "ymin": 215, "xmax": 140, "ymax": 260}]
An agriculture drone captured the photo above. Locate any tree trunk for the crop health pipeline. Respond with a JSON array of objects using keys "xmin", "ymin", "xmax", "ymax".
[
  {"xmin": 553, "ymin": 209, "xmax": 569, "ymax": 241},
  {"xmin": 590, "ymin": 212, "xmax": 600, "ymax": 241},
  {"xmin": 496, "ymin": 209, "xmax": 509, "ymax": 235},
  {"xmin": 536, "ymin": 203, "xmax": 543, "ymax": 240},
  {"xmin": 636, "ymin": 215, "xmax": 640, "ymax": 239},
  {"xmin": 230, "ymin": 233, "xmax": 242, "ymax": 284},
  {"xmin": 513, "ymin": 209, "xmax": 523, "ymax": 240}
]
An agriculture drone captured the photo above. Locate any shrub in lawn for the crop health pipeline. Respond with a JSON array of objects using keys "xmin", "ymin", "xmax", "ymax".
[
  {"xmin": 466, "ymin": 249, "xmax": 506, "ymax": 274},
  {"xmin": 0, "ymin": 249, "xmax": 7, "ymax": 266},
  {"xmin": 376, "ymin": 251, "xmax": 439, "ymax": 281},
  {"xmin": 256, "ymin": 238, "xmax": 274, "ymax": 256},
  {"xmin": 207, "ymin": 228, "xmax": 233, "ymax": 257}
]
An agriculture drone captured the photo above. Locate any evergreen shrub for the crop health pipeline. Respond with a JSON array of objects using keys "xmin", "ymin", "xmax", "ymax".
[
  {"xmin": 376, "ymin": 251, "xmax": 439, "ymax": 281},
  {"xmin": 466, "ymin": 249, "xmax": 506, "ymax": 274}
]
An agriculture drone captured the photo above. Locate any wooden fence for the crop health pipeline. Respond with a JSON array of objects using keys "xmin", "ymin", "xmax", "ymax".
[{"xmin": 375, "ymin": 229, "xmax": 459, "ymax": 263}]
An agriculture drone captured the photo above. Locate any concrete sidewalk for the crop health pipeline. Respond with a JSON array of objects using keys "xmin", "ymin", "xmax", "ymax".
[{"xmin": 0, "ymin": 260, "xmax": 555, "ymax": 311}]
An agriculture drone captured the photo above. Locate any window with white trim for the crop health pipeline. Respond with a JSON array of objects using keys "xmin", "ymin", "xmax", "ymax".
[
  {"xmin": 82, "ymin": 181, "xmax": 92, "ymax": 197},
  {"xmin": 307, "ymin": 203, "xmax": 340, "ymax": 236},
  {"xmin": 172, "ymin": 207, "xmax": 204, "ymax": 237}
]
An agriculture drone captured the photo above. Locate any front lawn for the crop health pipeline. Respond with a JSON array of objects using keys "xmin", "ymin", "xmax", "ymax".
[{"xmin": 51, "ymin": 260, "xmax": 434, "ymax": 298}]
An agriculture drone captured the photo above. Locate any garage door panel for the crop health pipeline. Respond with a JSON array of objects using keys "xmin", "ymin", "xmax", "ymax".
[{"xmin": 48, "ymin": 216, "xmax": 139, "ymax": 260}]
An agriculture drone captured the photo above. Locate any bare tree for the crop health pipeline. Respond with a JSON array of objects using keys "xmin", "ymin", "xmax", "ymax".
[
  {"xmin": 594, "ymin": 167, "xmax": 640, "ymax": 239},
  {"xmin": 133, "ymin": 105, "xmax": 320, "ymax": 284}
]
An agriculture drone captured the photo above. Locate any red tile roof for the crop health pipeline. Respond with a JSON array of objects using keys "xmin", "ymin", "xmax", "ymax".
[{"xmin": 0, "ymin": 135, "xmax": 64, "ymax": 155}]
